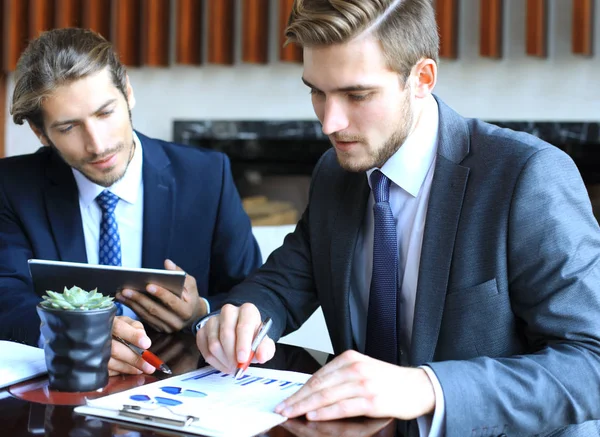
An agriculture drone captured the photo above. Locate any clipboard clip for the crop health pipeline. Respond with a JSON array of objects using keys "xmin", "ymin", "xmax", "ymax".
[{"xmin": 118, "ymin": 404, "xmax": 199, "ymax": 427}]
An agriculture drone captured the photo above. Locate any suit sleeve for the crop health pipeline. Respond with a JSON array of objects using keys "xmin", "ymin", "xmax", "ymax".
[
  {"xmin": 0, "ymin": 179, "xmax": 42, "ymax": 346},
  {"xmin": 206, "ymin": 154, "xmax": 262, "ymax": 309},
  {"xmin": 427, "ymin": 147, "xmax": 600, "ymax": 435},
  {"xmin": 215, "ymin": 155, "xmax": 326, "ymax": 341}
]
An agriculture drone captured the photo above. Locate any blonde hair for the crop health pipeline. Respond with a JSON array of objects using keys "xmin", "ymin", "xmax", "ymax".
[
  {"xmin": 285, "ymin": 0, "xmax": 439, "ymax": 80},
  {"xmin": 11, "ymin": 28, "xmax": 127, "ymax": 130}
]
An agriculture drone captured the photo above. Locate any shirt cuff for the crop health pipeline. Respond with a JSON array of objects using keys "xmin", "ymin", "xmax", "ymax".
[
  {"xmin": 416, "ymin": 365, "xmax": 445, "ymax": 437},
  {"xmin": 191, "ymin": 308, "xmax": 222, "ymax": 336}
]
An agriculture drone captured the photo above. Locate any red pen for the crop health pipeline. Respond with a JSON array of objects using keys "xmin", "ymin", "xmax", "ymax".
[
  {"xmin": 234, "ymin": 317, "xmax": 273, "ymax": 379},
  {"xmin": 113, "ymin": 335, "xmax": 172, "ymax": 374}
]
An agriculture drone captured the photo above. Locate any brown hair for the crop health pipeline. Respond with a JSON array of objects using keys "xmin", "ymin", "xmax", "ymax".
[
  {"xmin": 10, "ymin": 28, "xmax": 127, "ymax": 129},
  {"xmin": 285, "ymin": 0, "xmax": 439, "ymax": 80}
]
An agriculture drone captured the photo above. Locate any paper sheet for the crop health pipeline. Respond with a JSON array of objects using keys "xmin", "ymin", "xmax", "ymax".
[
  {"xmin": 75, "ymin": 366, "xmax": 311, "ymax": 437},
  {"xmin": 0, "ymin": 341, "xmax": 47, "ymax": 389}
]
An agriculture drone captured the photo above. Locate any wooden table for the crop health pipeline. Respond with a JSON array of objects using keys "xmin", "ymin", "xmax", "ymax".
[{"xmin": 1, "ymin": 332, "xmax": 394, "ymax": 437}]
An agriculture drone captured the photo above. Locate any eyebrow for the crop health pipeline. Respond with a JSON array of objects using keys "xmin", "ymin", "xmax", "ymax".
[
  {"xmin": 49, "ymin": 99, "xmax": 117, "ymax": 129},
  {"xmin": 301, "ymin": 77, "xmax": 379, "ymax": 93}
]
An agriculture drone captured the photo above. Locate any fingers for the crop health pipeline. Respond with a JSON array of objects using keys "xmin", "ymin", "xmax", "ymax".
[
  {"xmin": 196, "ymin": 303, "xmax": 272, "ymax": 374},
  {"xmin": 234, "ymin": 303, "xmax": 263, "ymax": 363},
  {"xmin": 197, "ymin": 315, "xmax": 233, "ymax": 373},
  {"xmin": 115, "ymin": 259, "xmax": 204, "ymax": 332},
  {"xmin": 163, "ymin": 259, "xmax": 205, "ymax": 321},
  {"xmin": 112, "ymin": 316, "xmax": 151, "ymax": 349},
  {"xmin": 108, "ymin": 337, "xmax": 156, "ymax": 375},
  {"xmin": 275, "ymin": 351, "xmax": 373, "ymax": 419},
  {"xmin": 116, "ymin": 289, "xmax": 181, "ymax": 332}
]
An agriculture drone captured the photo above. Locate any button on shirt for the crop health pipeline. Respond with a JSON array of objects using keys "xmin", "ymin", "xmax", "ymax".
[{"xmin": 348, "ymin": 97, "xmax": 445, "ymax": 436}]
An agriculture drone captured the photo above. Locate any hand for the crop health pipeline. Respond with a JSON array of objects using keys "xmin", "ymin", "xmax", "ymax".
[
  {"xmin": 108, "ymin": 316, "xmax": 155, "ymax": 376},
  {"xmin": 195, "ymin": 303, "xmax": 276, "ymax": 374},
  {"xmin": 115, "ymin": 259, "xmax": 208, "ymax": 333},
  {"xmin": 274, "ymin": 350, "xmax": 436, "ymax": 421}
]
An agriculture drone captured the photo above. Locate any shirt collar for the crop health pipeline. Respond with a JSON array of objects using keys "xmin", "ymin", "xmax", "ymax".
[
  {"xmin": 366, "ymin": 97, "xmax": 439, "ymax": 197},
  {"xmin": 72, "ymin": 131, "xmax": 143, "ymax": 208}
]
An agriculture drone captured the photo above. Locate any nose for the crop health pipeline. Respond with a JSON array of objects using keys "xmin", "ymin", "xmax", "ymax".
[
  {"xmin": 83, "ymin": 122, "xmax": 106, "ymax": 155},
  {"xmin": 321, "ymin": 98, "xmax": 349, "ymax": 136}
]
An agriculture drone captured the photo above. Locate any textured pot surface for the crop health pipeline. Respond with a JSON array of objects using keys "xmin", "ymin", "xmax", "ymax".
[{"xmin": 37, "ymin": 304, "xmax": 116, "ymax": 392}]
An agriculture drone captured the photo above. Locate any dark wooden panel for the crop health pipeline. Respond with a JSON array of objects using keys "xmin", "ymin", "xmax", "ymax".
[
  {"xmin": 279, "ymin": 0, "xmax": 302, "ymax": 62},
  {"xmin": 55, "ymin": 0, "xmax": 81, "ymax": 28},
  {"xmin": 29, "ymin": 0, "xmax": 55, "ymax": 39},
  {"xmin": 572, "ymin": 0, "xmax": 594, "ymax": 56},
  {"xmin": 111, "ymin": 0, "xmax": 141, "ymax": 66},
  {"xmin": 175, "ymin": 0, "xmax": 202, "ymax": 65},
  {"xmin": 242, "ymin": 0, "xmax": 269, "ymax": 63},
  {"xmin": 81, "ymin": 0, "xmax": 110, "ymax": 38},
  {"xmin": 480, "ymin": 0, "xmax": 503, "ymax": 58},
  {"xmin": 3, "ymin": 1, "xmax": 29, "ymax": 72},
  {"xmin": 207, "ymin": 0, "xmax": 235, "ymax": 65},
  {"xmin": 435, "ymin": 0, "xmax": 458, "ymax": 58},
  {"xmin": 526, "ymin": 0, "xmax": 547, "ymax": 57},
  {"xmin": 141, "ymin": 0, "xmax": 170, "ymax": 66}
]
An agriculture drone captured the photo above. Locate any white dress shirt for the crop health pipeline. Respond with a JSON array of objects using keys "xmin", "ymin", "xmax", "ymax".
[
  {"xmin": 72, "ymin": 132, "xmax": 144, "ymax": 319},
  {"xmin": 73, "ymin": 133, "xmax": 144, "ymax": 268},
  {"xmin": 348, "ymin": 96, "xmax": 445, "ymax": 436}
]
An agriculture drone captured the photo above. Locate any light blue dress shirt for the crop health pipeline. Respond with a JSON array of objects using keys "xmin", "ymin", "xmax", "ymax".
[{"xmin": 348, "ymin": 96, "xmax": 445, "ymax": 436}]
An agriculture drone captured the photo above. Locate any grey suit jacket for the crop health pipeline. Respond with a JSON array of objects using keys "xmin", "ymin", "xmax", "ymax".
[{"xmin": 224, "ymin": 98, "xmax": 600, "ymax": 436}]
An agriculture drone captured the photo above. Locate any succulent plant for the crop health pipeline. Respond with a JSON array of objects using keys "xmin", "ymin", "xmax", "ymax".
[{"xmin": 40, "ymin": 285, "xmax": 114, "ymax": 311}]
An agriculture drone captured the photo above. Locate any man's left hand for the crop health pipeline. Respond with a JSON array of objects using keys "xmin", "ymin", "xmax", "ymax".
[
  {"xmin": 115, "ymin": 259, "xmax": 207, "ymax": 333},
  {"xmin": 274, "ymin": 350, "xmax": 436, "ymax": 421}
]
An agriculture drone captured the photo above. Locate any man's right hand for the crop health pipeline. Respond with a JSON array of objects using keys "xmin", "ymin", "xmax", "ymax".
[
  {"xmin": 109, "ymin": 316, "xmax": 156, "ymax": 376},
  {"xmin": 195, "ymin": 303, "xmax": 276, "ymax": 374}
]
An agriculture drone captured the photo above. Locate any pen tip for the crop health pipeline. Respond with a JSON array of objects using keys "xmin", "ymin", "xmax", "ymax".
[
  {"xmin": 233, "ymin": 368, "xmax": 243, "ymax": 380},
  {"xmin": 159, "ymin": 364, "xmax": 172, "ymax": 375}
]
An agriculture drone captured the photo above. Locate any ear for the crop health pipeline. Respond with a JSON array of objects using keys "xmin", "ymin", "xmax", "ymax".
[
  {"xmin": 411, "ymin": 58, "xmax": 437, "ymax": 99},
  {"xmin": 125, "ymin": 73, "xmax": 136, "ymax": 110},
  {"xmin": 28, "ymin": 122, "xmax": 51, "ymax": 147}
]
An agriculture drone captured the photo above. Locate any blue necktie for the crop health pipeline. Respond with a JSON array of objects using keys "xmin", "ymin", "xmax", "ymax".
[
  {"xmin": 365, "ymin": 170, "xmax": 398, "ymax": 364},
  {"xmin": 96, "ymin": 190, "xmax": 123, "ymax": 315}
]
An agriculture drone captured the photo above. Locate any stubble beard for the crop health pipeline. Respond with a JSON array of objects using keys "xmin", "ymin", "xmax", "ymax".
[
  {"xmin": 49, "ymin": 134, "xmax": 135, "ymax": 188},
  {"xmin": 334, "ymin": 101, "xmax": 414, "ymax": 173}
]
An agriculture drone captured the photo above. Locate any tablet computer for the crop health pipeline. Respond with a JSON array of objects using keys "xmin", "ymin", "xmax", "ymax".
[{"xmin": 28, "ymin": 259, "xmax": 186, "ymax": 298}]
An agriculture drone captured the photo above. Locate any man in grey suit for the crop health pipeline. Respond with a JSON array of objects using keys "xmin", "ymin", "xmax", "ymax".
[{"xmin": 194, "ymin": 0, "xmax": 600, "ymax": 435}]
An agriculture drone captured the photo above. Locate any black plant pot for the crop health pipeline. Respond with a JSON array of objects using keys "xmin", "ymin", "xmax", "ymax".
[{"xmin": 36, "ymin": 304, "xmax": 116, "ymax": 392}]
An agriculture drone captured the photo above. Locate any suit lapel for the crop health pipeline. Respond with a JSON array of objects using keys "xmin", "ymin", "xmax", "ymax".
[
  {"xmin": 410, "ymin": 97, "xmax": 470, "ymax": 366},
  {"xmin": 44, "ymin": 152, "xmax": 87, "ymax": 262},
  {"xmin": 139, "ymin": 132, "xmax": 175, "ymax": 270},
  {"xmin": 329, "ymin": 171, "xmax": 370, "ymax": 353}
]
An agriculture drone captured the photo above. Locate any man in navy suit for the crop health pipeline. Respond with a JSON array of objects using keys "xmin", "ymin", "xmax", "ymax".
[{"xmin": 0, "ymin": 28, "xmax": 261, "ymax": 375}]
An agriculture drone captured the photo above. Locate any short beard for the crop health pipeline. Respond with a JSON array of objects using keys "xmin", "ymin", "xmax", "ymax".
[
  {"xmin": 48, "ymin": 135, "xmax": 134, "ymax": 188},
  {"xmin": 335, "ymin": 91, "xmax": 414, "ymax": 173}
]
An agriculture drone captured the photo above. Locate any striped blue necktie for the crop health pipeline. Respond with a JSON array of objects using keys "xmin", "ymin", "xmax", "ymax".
[
  {"xmin": 365, "ymin": 170, "xmax": 398, "ymax": 364},
  {"xmin": 96, "ymin": 190, "xmax": 123, "ymax": 315}
]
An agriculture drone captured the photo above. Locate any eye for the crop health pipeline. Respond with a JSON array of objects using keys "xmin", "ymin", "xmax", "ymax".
[
  {"xmin": 348, "ymin": 93, "xmax": 371, "ymax": 102},
  {"xmin": 98, "ymin": 110, "xmax": 114, "ymax": 117},
  {"xmin": 58, "ymin": 125, "xmax": 73, "ymax": 134},
  {"xmin": 309, "ymin": 89, "xmax": 324, "ymax": 98}
]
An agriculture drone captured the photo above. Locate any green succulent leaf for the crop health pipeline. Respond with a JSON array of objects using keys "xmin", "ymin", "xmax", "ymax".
[{"xmin": 39, "ymin": 285, "xmax": 114, "ymax": 311}]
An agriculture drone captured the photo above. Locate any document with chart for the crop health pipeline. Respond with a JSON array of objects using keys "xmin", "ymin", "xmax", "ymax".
[{"xmin": 74, "ymin": 366, "xmax": 312, "ymax": 437}]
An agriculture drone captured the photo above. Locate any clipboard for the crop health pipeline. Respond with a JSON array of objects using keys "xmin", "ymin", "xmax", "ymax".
[{"xmin": 74, "ymin": 366, "xmax": 311, "ymax": 437}]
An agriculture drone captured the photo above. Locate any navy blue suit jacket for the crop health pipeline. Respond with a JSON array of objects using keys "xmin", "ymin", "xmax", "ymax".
[{"xmin": 0, "ymin": 132, "xmax": 262, "ymax": 346}]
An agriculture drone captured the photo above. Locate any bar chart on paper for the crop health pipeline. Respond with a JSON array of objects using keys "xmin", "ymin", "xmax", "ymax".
[{"xmin": 75, "ymin": 366, "xmax": 312, "ymax": 437}]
